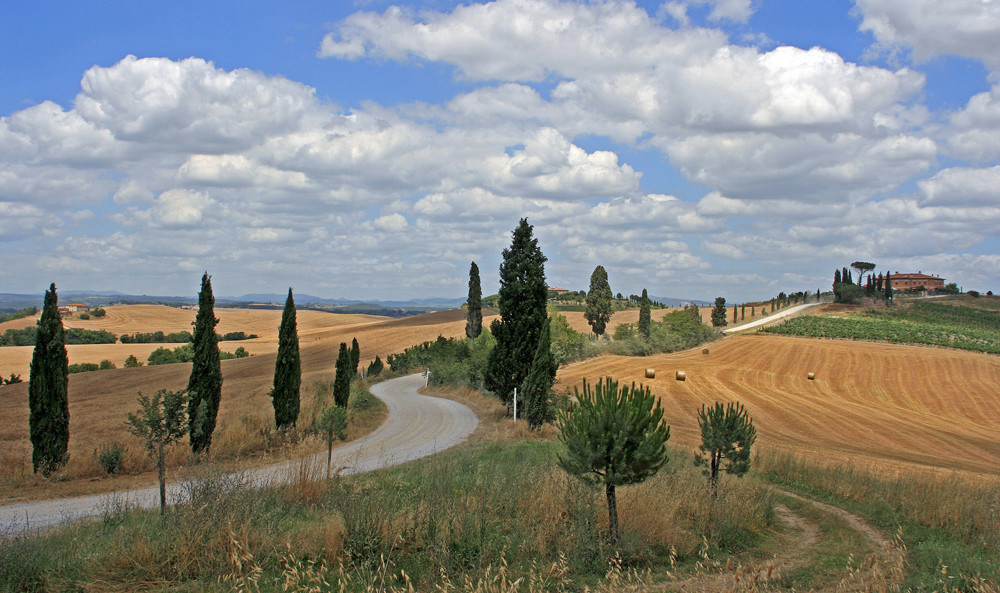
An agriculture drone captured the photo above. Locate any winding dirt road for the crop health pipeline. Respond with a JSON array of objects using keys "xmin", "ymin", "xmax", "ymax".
[{"xmin": 0, "ymin": 373, "xmax": 478, "ymax": 534}]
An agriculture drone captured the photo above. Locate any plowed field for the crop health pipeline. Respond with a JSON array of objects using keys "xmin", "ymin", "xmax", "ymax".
[{"xmin": 557, "ymin": 334, "xmax": 1000, "ymax": 475}]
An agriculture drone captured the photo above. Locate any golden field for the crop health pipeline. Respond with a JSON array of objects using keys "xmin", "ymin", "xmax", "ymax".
[
  {"xmin": 557, "ymin": 334, "xmax": 1000, "ymax": 475},
  {"xmin": 2, "ymin": 302, "xmax": 998, "ymax": 503}
]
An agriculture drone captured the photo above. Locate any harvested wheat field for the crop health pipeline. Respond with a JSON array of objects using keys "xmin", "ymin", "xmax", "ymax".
[
  {"xmin": 557, "ymin": 334, "xmax": 1000, "ymax": 476},
  {"xmin": 0, "ymin": 305, "xmax": 496, "ymax": 501}
]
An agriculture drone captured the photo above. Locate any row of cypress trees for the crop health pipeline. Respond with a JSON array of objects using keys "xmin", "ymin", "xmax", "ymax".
[{"xmin": 26, "ymin": 275, "xmax": 310, "ymax": 475}]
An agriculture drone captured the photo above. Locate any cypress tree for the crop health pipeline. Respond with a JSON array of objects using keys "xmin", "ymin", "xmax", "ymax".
[
  {"xmin": 521, "ymin": 318, "xmax": 558, "ymax": 428},
  {"xmin": 350, "ymin": 337, "xmax": 360, "ymax": 376},
  {"xmin": 834, "ymin": 269, "xmax": 841, "ymax": 285},
  {"xmin": 637, "ymin": 288, "xmax": 651, "ymax": 340},
  {"xmin": 733, "ymin": 304, "xmax": 738, "ymax": 323},
  {"xmin": 271, "ymin": 288, "xmax": 300, "ymax": 430},
  {"xmin": 741, "ymin": 303, "xmax": 745, "ymax": 320},
  {"xmin": 333, "ymin": 342, "xmax": 351, "ymax": 407},
  {"xmin": 485, "ymin": 219, "xmax": 548, "ymax": 407},
  {"xmin": 884, "ymin": 274, "xmax": 893, "ymax": 301},
  {"xmin": 584, "ymin": 265, "xmax": 613, "ymax": 338},
  {"xmin": 29, "ymin": 283, "xmax": 70, "ymax": 475},
  {"xmin": 466, "ymin": 261, "xmax": 483, "ymax": 344},
  {"xmin": 188, "ymin": 272, "xmax": 222, "ymax": 454},
  {"xmin": 711, "ymin": 297, "xmax": 728, "ymax": 327}
]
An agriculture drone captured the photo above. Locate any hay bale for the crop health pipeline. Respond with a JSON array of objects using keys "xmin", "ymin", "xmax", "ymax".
[
  {"xmin": 702, "ymin": 348, "xmax": 710, "ymax": 355},
  {"xmin": 675, "ymin": 370, "xmax": 686, "ymax": 381},
  {"xmin": 644, "ymin": 368, "xmax": 655, "ymax": 379},
  {"xmin": 807, "ymin": 372, "xmax": 815, "ymax": 380}
]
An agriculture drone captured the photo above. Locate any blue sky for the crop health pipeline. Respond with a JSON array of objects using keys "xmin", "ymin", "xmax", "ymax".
[{"xmin": 2, "ymin": 0, "xmax": 998, "ymax": 302}]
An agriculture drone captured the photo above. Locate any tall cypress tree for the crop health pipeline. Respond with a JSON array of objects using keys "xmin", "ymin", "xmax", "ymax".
[
  {"xmin": 521, "ymin": 318, "xmax": 558, "ymax": 428},
  {"xmin": 271, "ymin": 287, "xmax": 300, "ymax": 430},
  {"xmin": 350, "ymin": 337, "xmax": 360, "ymax": 376},
  {"xmin": 485, "ymin": 218, "xmax": 548, "ymax": 407},
  {"xmin": 333, "ymin": 342, "xmax": 351, "ymax": 407},
  {"xmin": 584, "ymin": 265, "xmax": 613, "ymax": 338},
  {"xmin": 188, "ymin": 272, "xmax": 222, "ymax": 454},
  {"xmin": 29, "ymin": 283, "xmax": 70, "ymax": 475},
  {"xmin": 637, "ymin": 288, "xmax": 651, "ymax": 340},
  {"xmin": 466, "ymin": 261, "xmax": 483, "ymax": 344}
]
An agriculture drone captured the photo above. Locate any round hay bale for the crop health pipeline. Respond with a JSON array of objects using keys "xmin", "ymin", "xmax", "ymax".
[
  {"xmin": 675, "ymin": 370, "xmax": 686, "ymax": 381},
  {"xmin": 644, "ymin": 368, "xmax": 655, "ymax": 379},
  {"xmin": 807, "ymin": 372, "xmax": 815, "ymax": 380},
  {"xmin": 702, "ymin": 348, "xmax": 710, "ymax": 355}
]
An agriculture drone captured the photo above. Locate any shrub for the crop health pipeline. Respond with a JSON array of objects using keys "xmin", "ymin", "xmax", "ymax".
[
  {"xmin": 68, "ymin": 362, "xmax": 100, "ymax": 374},
  {"xmin": 91, "ymin": 308, "xmax": 106, "ymax": 318},
  {"xmin": 124, "ymin": 355, "xmax": 142, "ymax": 368},
  {"xmin": 233, "ymin": 346, "xmax": 249, "ymax": 358},
  {"xmin": 98, "ymin": 359, "xmax": 116, "ymax": 370},
  {"xmin": 78, "ymin": 312, "xmax": 90, "ymax": 320},
  {"xmin": 94, "ymin": 442, "xmax": 125, "ymax": 475}
]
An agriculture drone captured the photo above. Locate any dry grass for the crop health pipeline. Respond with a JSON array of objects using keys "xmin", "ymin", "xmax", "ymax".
[{"xmin": 557, "ymin": 334, "xmax": 1000, "ymax": 475}]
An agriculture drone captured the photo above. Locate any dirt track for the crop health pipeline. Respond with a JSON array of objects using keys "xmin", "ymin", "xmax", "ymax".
[{"xmin": 0, "ymin": 373, "xmax": 477, "ymax": 534}]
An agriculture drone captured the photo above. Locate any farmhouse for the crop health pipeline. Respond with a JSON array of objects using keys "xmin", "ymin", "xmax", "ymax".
[
  {"xmin": 57, "ymin": 303, "xmax": 90, "ymax": 317},
  {"xmin": 888, "ymin": 272, "xmax": 945, "ymax": 292}
]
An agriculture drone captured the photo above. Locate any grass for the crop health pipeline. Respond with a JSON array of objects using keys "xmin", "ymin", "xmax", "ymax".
[
  {"xmin": 0, "ymin": 396, "xmax": 776, "ymax": 593},
  {"xmin": 755, "ymin": 449, "xmax": 1000, "ymax": 591}
]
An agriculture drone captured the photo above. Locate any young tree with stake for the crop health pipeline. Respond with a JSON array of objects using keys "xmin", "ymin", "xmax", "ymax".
[{"xmin": 127, "ymin": 389, "xmax": 188, "ymax": 515}]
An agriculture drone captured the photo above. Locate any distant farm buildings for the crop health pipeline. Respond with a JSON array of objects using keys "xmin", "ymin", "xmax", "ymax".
[
  {"xmin": 888, "ymin": 272, "xmax": 945, "ymax": 292},
  {"xmin": 57, "ymin": 303, "xmax": 89, "ymax": 317}
]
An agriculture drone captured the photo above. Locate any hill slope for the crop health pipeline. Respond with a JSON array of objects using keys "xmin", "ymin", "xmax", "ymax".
[{"xmin": 557, "ymin": 334, "xmax": 1000, "ymax": 475}]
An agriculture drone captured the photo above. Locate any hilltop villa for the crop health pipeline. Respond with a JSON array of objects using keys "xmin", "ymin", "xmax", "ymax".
[{"xmin": 887, "ymin": 272, "xmax": 945, "ymax": 292}]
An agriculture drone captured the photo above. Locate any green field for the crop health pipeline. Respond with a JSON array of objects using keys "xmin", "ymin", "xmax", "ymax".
[{"xmin": 761, "ymin": 300, "xmax": 1000, "ymax": 354}]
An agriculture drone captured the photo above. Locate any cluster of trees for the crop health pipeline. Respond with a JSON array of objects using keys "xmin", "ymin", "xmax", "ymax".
[
  {"xmin": 0, "ymin": 306, "xmax": 37, "ymax": 323},
  {"xmin": 833, "ymin": 261, "xmax": 893, "ymax": 304},
  {"xmin": 119, "ymin": 330, "xmax": 257, "ymax": 344},
  {"xmin": 2, "ymin": 327, "xmax": 116, "ymax": 347},
  {"xmin": 482, "ymin": 219, "xmax": 557, "ymax": 428},
  {"xmin": 120, "ymin": 330, "xmax": 193, "ymax": 344},
  {"xmin": 558, "ymin": 376, "xmax": 756, "ymax": 543}
]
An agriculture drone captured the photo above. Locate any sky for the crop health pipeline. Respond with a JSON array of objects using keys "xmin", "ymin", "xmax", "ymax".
[{"xmin": 2, "ymin": 0, "xmax": 999, "ymax": 302}]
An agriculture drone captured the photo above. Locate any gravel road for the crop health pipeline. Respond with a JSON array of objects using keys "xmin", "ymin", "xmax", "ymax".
[{"xmin": 0, "ymin": 373, "xmax": 478, "ymax": 535}]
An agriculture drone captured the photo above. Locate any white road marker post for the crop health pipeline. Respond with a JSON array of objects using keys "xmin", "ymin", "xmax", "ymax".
[
  {"xmin": 513, "ymin": 387, "xmax": 517, "ymax": 421},
  {"xmin": 425, "ymin": 368, "xmax": 430, "ymax": 388}
]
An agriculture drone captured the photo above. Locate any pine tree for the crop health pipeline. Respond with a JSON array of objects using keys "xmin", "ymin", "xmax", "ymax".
[
  {"xmin": 711, "ymin": 297, "xmax": 728, "ymax": 327},
  {"xmin": 637, "ymin": 288, "xmax": 651, "ymax": 340},
  {"xmin": 466, "ymin": 261, "xmax": 483, "ymax": 344},
  {"xmin": 188, "ymin": 272, "xmax": 222, "ymax": 454},
  {"xmin": 521, "ymin": 318, "xmax": 558, "ymax": 428},
  {"xmin": 350, "ymin": 337, "xmax": 360, "ymax": 376},
  {"xmin": 558, "ymin": 377, "xmax": 670, "ymax": 544},
  {"xmin": 271, "ymin": 288, "xmax": 300, "ymax": 430},
  {"xmin": 333, "ymin": 342, "xmax": 351, "ymax": 407},
  {"xmin": 485, "ymin": 219, "xmax": 548, "ymax": 407},
  {"xmin": 584, "ymin": 265, "xmax": 613, "ymax": 338},
  {"xmin": 695, "ymin": 401, "xmax": 756, "ymax": 498},
  {"xmin": 29, "ymin": 283, "xmax": 70, "ymax": 475}
]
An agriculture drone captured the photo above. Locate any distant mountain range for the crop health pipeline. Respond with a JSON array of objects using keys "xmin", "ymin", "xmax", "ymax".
[
  {"xmin": 1, "ymin": 291, "xmax": 709, "ymax": 317},
  {"xmin": 0, "ymin": 291, "xmax": 467, "ymax": 318}
]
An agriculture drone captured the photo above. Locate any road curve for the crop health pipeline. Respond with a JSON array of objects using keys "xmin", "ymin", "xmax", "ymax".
[{"xmin": 0, "ymin": 373, "xmax": 478, "ymax": 534}]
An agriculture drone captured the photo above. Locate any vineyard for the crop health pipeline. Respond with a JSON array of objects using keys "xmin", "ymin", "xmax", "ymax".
[{"xmin": 762, "ymin": 300, "xmax": 1000, "ymax": 354}]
